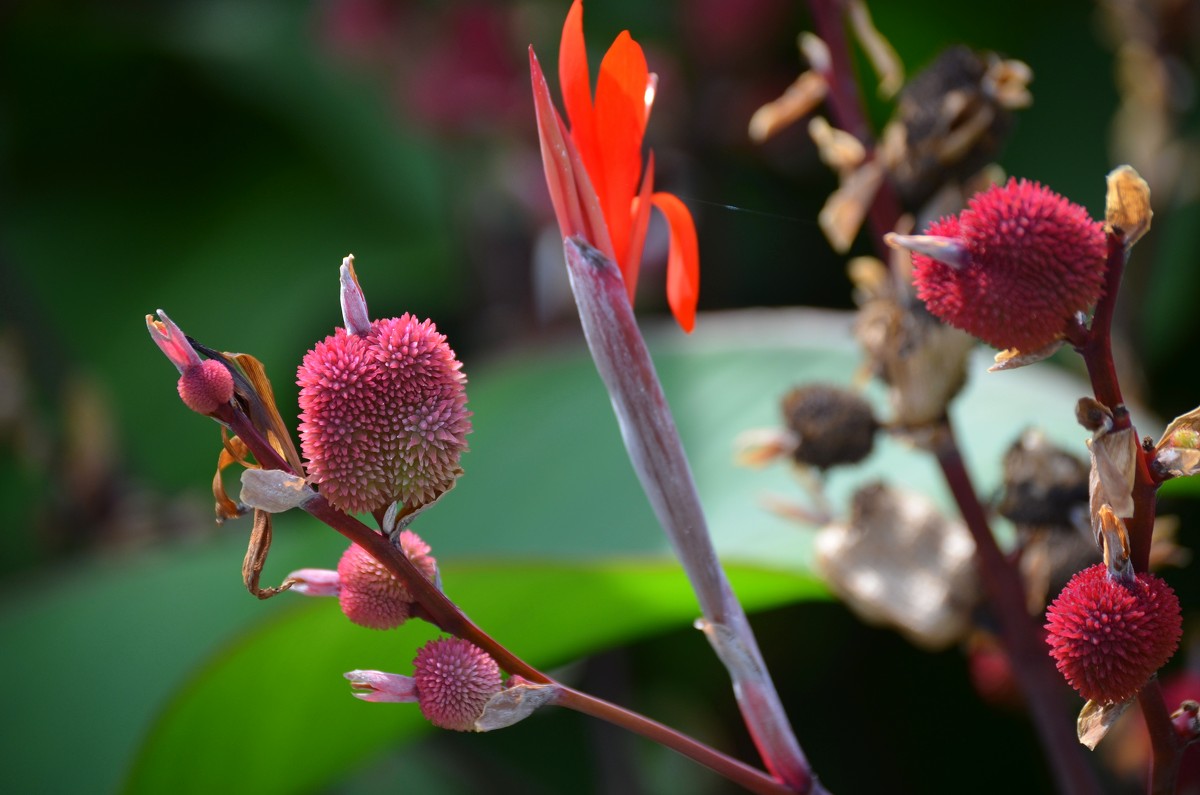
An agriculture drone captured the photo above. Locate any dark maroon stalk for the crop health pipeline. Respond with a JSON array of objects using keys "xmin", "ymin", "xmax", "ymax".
[
  {"xmin": 934, "ymin": 427, "xmax": 1101, "ymax": 795},
  {"xmin": 1140, "ymin": 679, "xmax": 1182, "ymax": 795},
  {"xmin": 556, "ymin": 687, "xmax": 803, "ymax": 795},
  {"xmin": 1068, "ymin": 230, "xmax": 1179, "ymax": 792},
  {"xmin": 806, "ymin": 2, "xmax": 1100, "ymax": 791},
  {"xmin": 1072, "ymin": 234, "xmax": 1129, "ymax": 422}
]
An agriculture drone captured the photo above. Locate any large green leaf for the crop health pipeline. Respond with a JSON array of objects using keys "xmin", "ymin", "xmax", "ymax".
[{"xmin": 1, "ymin": 311, "xmax": 1104, "ymax": 795}]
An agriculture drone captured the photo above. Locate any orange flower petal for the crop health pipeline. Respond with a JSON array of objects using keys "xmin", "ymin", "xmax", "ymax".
[
  {"xmin": 651, "ymin": 192, "xmax": 700, "ymax": 333},
  {"xmin": 623, "ymin": 150, "xmax": 656, "ymax": 301},
  {"xmin": 559, "ymin": 0, "xmax": 602, "ymax": 201},
  {"xmin": 594, "ymin": 30, "xmax": 649, "ymax": 270}
]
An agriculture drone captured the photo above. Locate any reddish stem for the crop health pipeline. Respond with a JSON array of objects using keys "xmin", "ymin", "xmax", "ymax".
[
  {"xmin": 1140, "ymin": 679, "xmax": 1183, "ymax": 795},
  {"xmin": 806, "ymin": 2, "xmax": 1099, "ymax": 791},
  {"xmin": 213, "ymin": 402, "xmax": 549, "ymax": 683},
  {"xmin": 211, "ymin": 399, "xmax": 806, "ymax": 792},
  {"xmin": 556, "ymin": 687, "xmax": 818, "ymax": 795},
  {"xmin": 1070, "ymin": 233, "xmax": 1129, "ymax": 425},
  {"xmin": 934, "ymin": 427, "xmax": 1101, "ymax": 795},
  {"xmin": 1070, "ymin": 230, "xmax": 1178, "ymax": 792}
]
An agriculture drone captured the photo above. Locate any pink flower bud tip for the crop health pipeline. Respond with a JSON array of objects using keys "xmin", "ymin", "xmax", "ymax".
[
  {"xmin": 1045, "ymin": 564, "xmax": 1182, "ymax": 704},
  {"xmin": 906, "ymin": 178, "xmax": 1107, "ymax": 352},
  {"xmin": 147, "ymin": 309, "xmax": 234, "ymax": 414},
  {"xmin": 297, "ymin": 314, "xmax": 471, "ymax": 514},
  {"xmin": 413, "ymin": 638, "xmax": 503, "ymax": 731}
]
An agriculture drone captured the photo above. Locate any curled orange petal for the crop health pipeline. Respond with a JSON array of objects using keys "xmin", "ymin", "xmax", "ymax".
[
  {"xmin": 559, "ymin": 0, "xmax": 600, "ymax": 194},
  {"xmin": 651, "ymin": 192, "xmax": 700, "ymax": 333}
]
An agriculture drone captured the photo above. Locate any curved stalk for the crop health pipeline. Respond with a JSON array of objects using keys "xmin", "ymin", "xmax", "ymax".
[
  {"xmin": 1069, "ymin": 230, "xmax": 1179, "ymax": 791},
  {"xmin": 213, "ymin": 396, "xmax": 808, "ymax": 793},
  {"xmin": 556, "ymin": 686, "xmax": 808, "ymax": 795},
  {"xmin": 563, "ymin": 237, "xmax": 816, "ymax": 792}
]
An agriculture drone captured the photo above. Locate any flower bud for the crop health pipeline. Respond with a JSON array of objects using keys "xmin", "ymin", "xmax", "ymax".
[{"xmin": 176, "ymin": 359, "xmax": 234, "ymax": 415}]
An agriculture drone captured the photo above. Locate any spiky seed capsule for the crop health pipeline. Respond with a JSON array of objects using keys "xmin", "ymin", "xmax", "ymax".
[
  {"xmin": 413, "ymin": 638, "xmax": 503, "ymax": 731},
  {"xmin": 912, "ymin": 178, "xmax": 1107, "ymax": 352},
  {"xmin": 297, "ymin": 314, "xmax": 471, "ymax": 514},
  {"xmin": 781, "ymin": 385, "xmax": 877, "ymax": 470},
  {"xmin": 1045, "ymin": 564, "xmax": 1182, "ymax": 704},
  {"xmin": 397, "ymin": 529, "xmax": 438, "ymax": 583},
  {"xmin": 337, "ymin": 542, "xmax": 411, "ymax": 630},
  {"xmin": 335, "ymin": 531, "xmax": 438, "ymax": 630},
  {"xmin": 176, "ymin": 359, "xmax": 234, "ymax": 415}
]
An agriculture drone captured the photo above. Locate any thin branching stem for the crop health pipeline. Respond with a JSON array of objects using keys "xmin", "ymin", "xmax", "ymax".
[
  {"xmin": 212, "ymin": 397, "xmax": 804, "ymax": 793},
  {"xmin": 1070, "ymin": 231, "xmax": 1180, "ymax": 793},
  {"xmin": 804, "ymin": 3, "xmax": 1101, "ymax": 792},
  {"xmin": 556, "ymin": 687, "xmax": 811, "ymax": 795},
  {"xmin": 934, "ymin": 426, "xmax": 1101, "ymax": 795}
]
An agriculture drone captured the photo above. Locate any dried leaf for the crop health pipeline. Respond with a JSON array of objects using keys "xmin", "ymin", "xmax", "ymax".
[
  {"xmin": 1078, "ymin": 697, "xmax": 1133, "ymax": 750},
  {"xmin": 847, "ymin": 0, "xmax": 903, "ymax": 98},
  {"xmin": 1158, "ymin": 405, "xmax": 1200, "ymax": 447},
  {"xmin": 852, "ymin": 237, "xmax": 974, "ymax": 429},
  {"xmin": 1105, "ymin": 165, "xmax": 1153, "ymax": 248},
  {"xmin": 748, "ymin": 71, "xmax": 828, "ymax": 143},
  {"xmin": 984, "ymin": 56, "xmax": 1033, "ymax": 110},
  {"xmin": 476, "ymin": 680, "xmax": 561, "ymax": 732},
  {"xmin": 1097, "ymin": 505, "xmax": 1132, "ymax": 577},
  {"xmin": 239, "ymin": 468, "xmax": 315, "ymax": 513},
  {"xmin": 733, "ymin": 427, "xmax": 796, "ymax": 469},
  {"xmin": 798, "ymin": 32, "xmax": 830, "ymax": 73},
  {"xmin": 808, "ymin": 117, "xmax": 866, "ymax": 174},
  {"xmin": 989, "ymin": 339, "xmax": 1064, "ymax": 372},
  {"xmin": 1153, "ymin": 405, "xmax": 1200, "ymax": 478},
  {"xmin": 819, "ymin": 160, "xmax": 884, "ymax": 253},
  {"xmin": 1089, "ymin": 426, "xmax": 1137, "ymax": 520},
  {"xmin": 213, "ymin": 433, "xmax": 249, "ymax": 523},
  {"xmin": 242, "ymin": 509, "xmax": 296, "ymax": 600},
  {"xmin": 227, "ymin": 352, "xmax": 305, "ymax": 475},
  {"xmin": 815, "ymin": 483, "xmax": 978, "ymax": 650}
]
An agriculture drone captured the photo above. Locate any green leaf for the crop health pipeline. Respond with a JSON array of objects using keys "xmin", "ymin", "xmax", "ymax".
[
  {"xmin": 1, "ymin": 311, "xmax": 1103, "ymax": 795},
  {"xmin": 125, "ymin": 562, "xmax": 818, "ymax": 795}
]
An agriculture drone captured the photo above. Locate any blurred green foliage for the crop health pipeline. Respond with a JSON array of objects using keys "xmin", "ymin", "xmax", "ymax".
[{"xmin": 3, "ymin": 0, "xmax": 1200, "ymax": 793}]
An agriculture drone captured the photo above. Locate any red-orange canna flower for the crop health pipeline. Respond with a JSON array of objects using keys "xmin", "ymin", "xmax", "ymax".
[{"xmin": 529, "ymin": 0, "xmax": 700, "ymax": 332}]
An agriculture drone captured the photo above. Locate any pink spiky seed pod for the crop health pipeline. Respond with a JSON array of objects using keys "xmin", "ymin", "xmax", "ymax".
[
  {"xmin": 1045, "ymin": 563, "xmax": 1182, "ymax": 704},
  {"xmin": 176, "ymin": 358, "xmax": 234, "ymax": 415},
  {"xmin": 907, "ymin": 178, "xmax": 1107, "ymax": 352},
  {"xmin": 336, "ymin": 542, "xmax": 412, "ymax": 630},
  {"xmin": 412, "ymin": 638, "xmax": 503, "ymax": 731},
  {"xmin": 397, "ymin": 529, "xmax": 437, "ymax": 583},
  {"xmin": 297, "ymin": 313, "xmax": 471, "ymax": 515}
]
